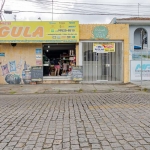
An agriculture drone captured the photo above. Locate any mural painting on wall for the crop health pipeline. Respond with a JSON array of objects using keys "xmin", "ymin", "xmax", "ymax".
[
  {"xmin": 5, "ymin": 74, "xmax": 21, "ymax": 84},
  {"xmin": 1, "ymin": 60, "xmax": 31, "ymax": 84},
  {"xmin": 9, "ymin": 61, "xmax": 16, "ymax": 72},
  {"xmin": 17, "ymin": 59, "xmax": 23, "ymax": 70},
  {"xmin": 1, "ymin": 64, "xmax": 9, "ymax": 75},
  {"xmin": 22, "ymin": 61, "xmax": 31, "ymax": 84}
]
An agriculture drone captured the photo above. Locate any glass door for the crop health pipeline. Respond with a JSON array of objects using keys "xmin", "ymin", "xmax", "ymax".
[{"xmin": 96, "ymin": 53, "xmax": 109, "ymax": 81}]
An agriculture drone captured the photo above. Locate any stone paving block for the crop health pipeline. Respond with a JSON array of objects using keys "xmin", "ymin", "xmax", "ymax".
[
  {"xmin": 102, "ymin": 146, "xmax": 113, "ymax": 150},
  {"xmin": 23, "ymin": 144, "xmax": 34, "ymax": 150},
  {"xmin": 143, "ymin": 145, "xmax": 150, "ymax": 150},
  {"xmin": 144, "ymin": 138, "xmax": 150, "ymax": 143},
  {"xmin": 129, "ymin": 141, "xmax": 141, "ymax": 148},
  {"xmin": 71, "ymin": 144, "xmax": 80, "ymax": 149},
  {"xmin": 3, "ymin": 147, "xmax": 14, "ymax": 150},
  {"xmin": 0, "ymin": 93, "xmax": 150, "ymax": 149},
  {"xmin": 123, "ymin": 144, "xmax": 134, "ymax": 150},
  {"xmin": 101, "ymin": 140, "xmax": 110, "ymax": 146},
  {"xmin": 111, "ymin": 142, "xmax": 121, "ymax": 148},
  {"xmin": 82, "ymin": 148, "xmax": 91, "ymax": 150},
  {"xmin": 92, "ymin": 144, "xmax": 101, "ymax": 149},
  {"xmin": 135, "ymin": 147, "xmax": 146, "ymax": 150},
  {"xmin": 113, "ymin": 147, "xmax": 124, "ymax": 150},
  {"xmin": 0, "ymin": 143, "xmax": 7, "ymax": 149},
  {"xmin": 43, "ymin": 143, "xmax": 52, "ymax": 149},
  {"xmin": 15, "ymin": 142, "xmax": 25, "ymax": 148},
  {"xmin": 89, "ymin": 138, "xmax": 99, "ymax": 144}
]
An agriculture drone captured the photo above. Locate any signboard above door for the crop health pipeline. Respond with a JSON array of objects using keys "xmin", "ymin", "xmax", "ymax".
[
  {"xmin": 0, "ymin": 21, "xmax": 79, "ymax": 43},
  {"xmin": 93, "ymin": 43, "xmax": 115, "ymax": 53}
]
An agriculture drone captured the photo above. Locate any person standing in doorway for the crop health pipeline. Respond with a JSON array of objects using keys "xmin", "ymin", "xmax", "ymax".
[
  {"xmin": 63, "ymin": 60, "xmax": 68, "ymax": 74},
  {"xmin": 54, "ymin": 58, "xmax": 60, "ymax": 76}
]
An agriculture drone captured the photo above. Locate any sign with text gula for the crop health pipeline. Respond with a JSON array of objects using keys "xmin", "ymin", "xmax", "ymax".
[{"xmin": 0, "ymin": 21, "xmax": 79, "ymax": 43}]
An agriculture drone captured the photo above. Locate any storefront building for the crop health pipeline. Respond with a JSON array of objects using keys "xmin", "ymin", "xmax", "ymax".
[
  {"xmin": 0, "ymin": 21, "xmax": 129, "ymax": 84},
  {"xmin": 111, "ymin": 17, "xmax": 150, "ymax": 82}
]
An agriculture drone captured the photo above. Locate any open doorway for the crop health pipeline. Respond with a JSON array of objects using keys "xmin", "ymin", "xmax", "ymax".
[{"xmin": 43, "ymin": 43, "xmax": 76, "ymax": 77}]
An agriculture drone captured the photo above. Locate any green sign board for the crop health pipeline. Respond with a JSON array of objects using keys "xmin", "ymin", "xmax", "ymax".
[{"xmin": 93, "ymin": 26, "xmax": 108, "ymax": 39}]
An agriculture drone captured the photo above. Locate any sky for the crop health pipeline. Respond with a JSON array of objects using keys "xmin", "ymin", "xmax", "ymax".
[{"xmin": 1, "ymin": 0, "xmax": 150, "ymax": 23}]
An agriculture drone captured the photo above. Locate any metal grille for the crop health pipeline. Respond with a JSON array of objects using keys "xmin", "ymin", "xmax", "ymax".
[{"xmin": 82, "ymin": 42, "xmax": 123, "ymax": 82}]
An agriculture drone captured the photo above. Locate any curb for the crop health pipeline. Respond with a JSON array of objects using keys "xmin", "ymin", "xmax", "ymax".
[{"xmin": 0, "ymin": 90, "xmax": 143, "ymax": 95}]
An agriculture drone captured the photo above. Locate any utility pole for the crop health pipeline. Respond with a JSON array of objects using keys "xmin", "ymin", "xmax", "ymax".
[
  {"xmin": 14, "ymin": 15, "xmax": 16, "ymax": 21},
  {"xmin": 0, "ymin": 0, "xmax": 6, "ymax": 21},
  {"xmin": 141, "ymin": 29, "xmax": 143, "ymax": 91},
  {"xmin": 52, "ymin": 0, "xmax": 53, "ymax": 21},
  {"xmin": 138, "ymin": 3, "xmax": 140, "ymax": 17}
]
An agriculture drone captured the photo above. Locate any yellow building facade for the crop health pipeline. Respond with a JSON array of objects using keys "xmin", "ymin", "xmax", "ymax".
[{"xmin": 0, "ymin": 21, "xmax": 129, "ymax": 84}]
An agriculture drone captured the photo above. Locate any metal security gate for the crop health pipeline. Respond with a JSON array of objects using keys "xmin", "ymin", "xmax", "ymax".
[
  {"xmin": 82, "ymin": 41, "xmax": 123, "ymax": 82},
  {"xmin": 96, "ymin": 53, "xmax": 109, "ymax": 81}
]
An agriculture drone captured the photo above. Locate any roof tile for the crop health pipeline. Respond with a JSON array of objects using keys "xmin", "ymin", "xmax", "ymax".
[{"xmin": 118, "ymin": 17, "xmax": 150, "ymax": 20}]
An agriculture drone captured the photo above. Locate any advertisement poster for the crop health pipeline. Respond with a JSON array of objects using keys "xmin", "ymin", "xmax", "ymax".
[
  {"xmin": 35, "ymin": 48, "xmax": 42, "ymax": 66},
  {"xmin": 36, "ymin": 60, "xmax": 42, "ymax": 66},
  {"xmin": 36, "ymin": 48, "xmax": 42, "ymax": 55},
  {"xmin": 93, "ymin": 43, "xmax": 115, "ymax": 53},
  {"xmin": 0, "ymin": 21, "xmax": 79, "ymax": 43},
  {"xmin": 131, "ymin": 61, "xmax": 150, "ymax": 80}
]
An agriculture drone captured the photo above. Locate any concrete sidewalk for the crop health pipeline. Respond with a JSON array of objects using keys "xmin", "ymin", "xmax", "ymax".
[
  {"xmin": 132, "ymin": 81, "xmax": 150, "ymax": 90},
  {"xmin": 0, "ymin": 83, "xmax": 141, "ymax": 95}
]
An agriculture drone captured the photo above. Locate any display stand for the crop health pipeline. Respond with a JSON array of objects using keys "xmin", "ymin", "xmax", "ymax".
[{"xmin": 31, "ymin": 66, "xmax": 43, "ymax": 84}]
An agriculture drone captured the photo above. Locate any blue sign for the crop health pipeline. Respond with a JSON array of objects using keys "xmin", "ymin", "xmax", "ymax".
[
  {"xmin": 135, "ymin": 64, "xmax": 150, "ymax": 70},
  {"xmin": 36, "ymin": 49, "xmax": 42, "ymax": 54},
  {"xmin": 0, "ymin": 53, "xmax": 5, "ymax": 57}
]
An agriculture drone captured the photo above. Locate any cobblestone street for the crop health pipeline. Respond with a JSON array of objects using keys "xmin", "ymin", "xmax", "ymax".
[{"xmin": 0, "ymin": 93, "xmax": 150, "ymax": 150}]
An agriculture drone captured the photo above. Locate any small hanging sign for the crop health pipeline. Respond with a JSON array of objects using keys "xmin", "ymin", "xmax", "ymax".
[{"xmin": 0, "ymin": 53, "xmax": 5, "ymax": 57}]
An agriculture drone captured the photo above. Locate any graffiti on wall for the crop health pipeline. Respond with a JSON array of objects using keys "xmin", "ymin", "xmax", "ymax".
[
  {"xmin": 5, "ymin": 74, "xmax": 21, "ymax": 84},
  {"xmin": 17, "ymin": 59, "xmax": 23, "ymax": 70},
  {"xmin": 9, "ymin": 61, "xmax": 16, "ymax": 72},
  {"xmin": 1, "ymin": 64, "xmax": 9, "ymax": 75},
  {"xmin": 1, "ymin": 60, "xmax": 31, "ymax": 84},
  {"xmin": 22, "ymin": 61, "xmax": 31, "ymax": 84}
]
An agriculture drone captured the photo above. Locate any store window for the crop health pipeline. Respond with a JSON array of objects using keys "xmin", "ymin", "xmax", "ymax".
[{"xmin": 43, "ymin": 44, "xmax": 76, "ymax": 77}]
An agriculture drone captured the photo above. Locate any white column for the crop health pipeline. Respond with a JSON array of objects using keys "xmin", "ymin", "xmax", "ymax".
[{"xmin": 79, "ymin": 42, "xmax": 82, "ymax": 66}]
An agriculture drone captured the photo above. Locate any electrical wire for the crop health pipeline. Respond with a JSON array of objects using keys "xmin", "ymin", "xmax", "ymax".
[
  {"xmin": 4, "ymin": 10, "xmax": 150, "ymax": 16},
  {"xmin": 15, "ymin": 0, "xmax": 150, "ymax": 7},
  {"xmin": 4, "ymin": 3, "xmax": 150, "ymax": 15},
  {"xmin": 3, "ymin": 0, "xmax": 150, "ymax": 17}
]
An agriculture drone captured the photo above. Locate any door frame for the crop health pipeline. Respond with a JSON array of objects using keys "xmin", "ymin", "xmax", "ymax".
[{"xmin": 80, "ymin": 40, "xmax": 124, "ymax": 82}]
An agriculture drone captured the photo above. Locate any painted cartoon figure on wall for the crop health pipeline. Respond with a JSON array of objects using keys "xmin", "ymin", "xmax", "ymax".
[
  {"xmin": 1, "ymin": 64, "xmax": 9, "ymax": 75},
  {"xmin": 5, "ymin": 74, "xmax": 21, "ymax": 84},
  {"xmin": 22, "ymin": 61, "xmax": 31, "ymax": 84},
  {"xmin": 1, "ymin": 60, "xmax": 31, "ymax": 84},
  {"xmin": 9, "ymin": 61, "xmax": 16, "ymax": 72}
]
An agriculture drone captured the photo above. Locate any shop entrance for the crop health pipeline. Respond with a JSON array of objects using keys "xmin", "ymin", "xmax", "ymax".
[
  {"xmin": 82, "ymin": 42, "xmax": 123, "ymax": 82},
  {"xmin": 43, "ymin": 43, "xmax": 76, "ymax": 78},
  {"xmin": 96, "ymin": 53, "xmax": 109, "ymax": 81}
]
